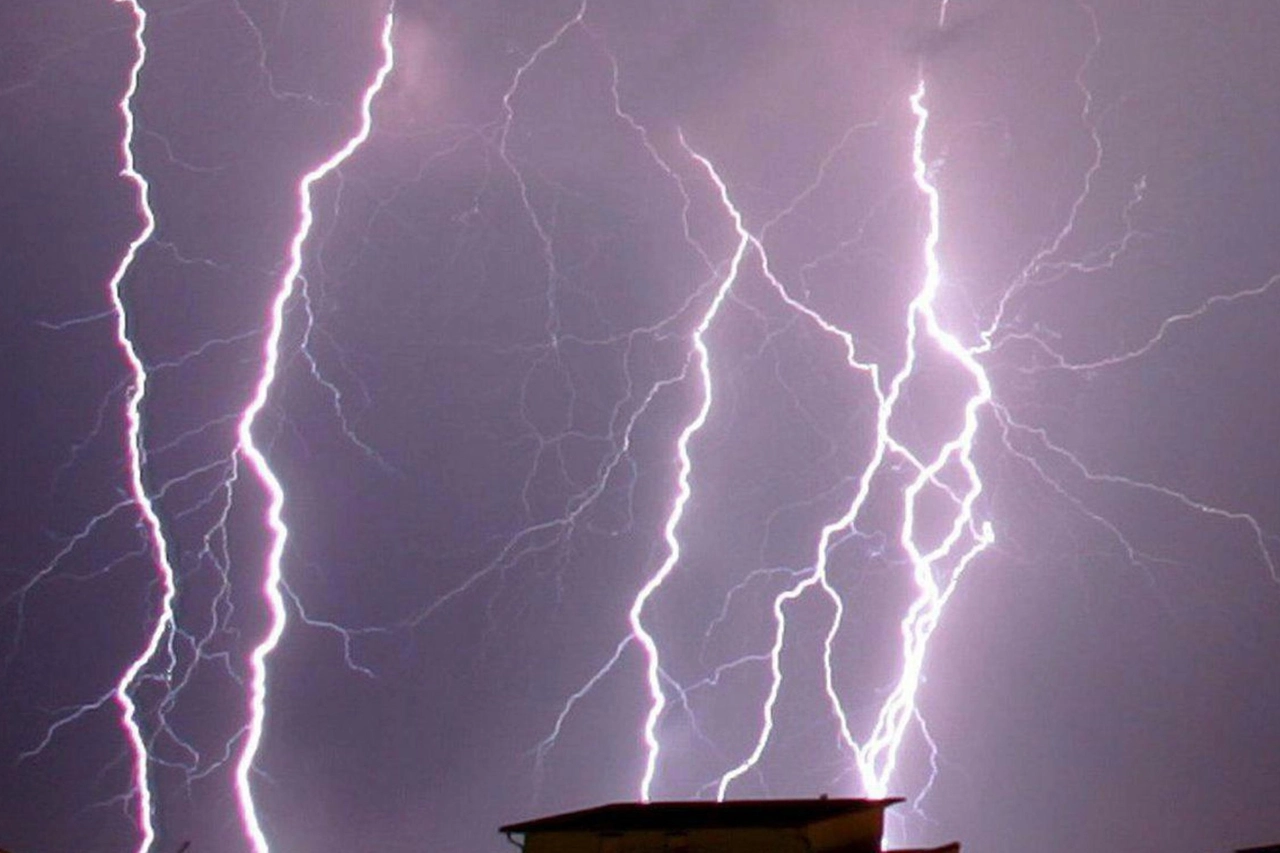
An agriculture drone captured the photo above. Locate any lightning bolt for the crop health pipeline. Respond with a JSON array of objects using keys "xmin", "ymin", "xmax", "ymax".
[
  {"xmin": 631, "ymin": 133, "xmax": 755, "ymax": 801},
  {"xmin": 106, "ymin": 3, "xmax": 176, "ymax": 850},
  {"xmin": 975, "ymin": 2, "xmax": 1277, "ymax": 598},
  {"xmin": 231, "ymin": 10, "xmax": 397, "ymax": 852},
  {"xmin": 36, "ymin": 2, "xmax": 1272, "ymax": 848},
  {"xmin": 627, "ymin": 46, "xmax": 995, "ymax": 807},
  {"xmin": 461, "ymin": 5, "xmax": 1280, "ymax": 839},
  {"xmin": 73, "ymin": 4, "xmax": 399, "ymax": 851},
  {"xmin": 851, "ymin": 75, "xmax": 995, "ymax": 801},
  {"xmin": 495, "ymin": 0, "xmax": 991, "ymax": 809},
  {"xmin": 10, "ymin": 0, "xmax": 1280, "ymax": 845},
  {"xmin": 632, "ymin": 0, "xmax": 1271, "ymax": 816}
]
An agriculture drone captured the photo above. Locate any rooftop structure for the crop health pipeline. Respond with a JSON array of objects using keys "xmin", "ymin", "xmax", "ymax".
[{"xmin": 501, "ymin": 798, "xmax": 959, "ymax": 853}]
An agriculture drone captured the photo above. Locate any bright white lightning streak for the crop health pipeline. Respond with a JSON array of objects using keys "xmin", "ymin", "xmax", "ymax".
[
  {"xmin": 705, "ymin": 76, "xmax": 996, "ymax": 802},
  {"xmin": 231, "ymin": 13, "xmax": 396, "ymax": 852},
  {"xmin": 108, "ymin": 3, "xmax": 176, "ymax": 851},
  {"xmin": 631, "ymin": 136, "xmax": 754, "ymax": 801},
  {"xmin": 854, "ymin": 79, "xmax": 995, "ymax": 799},
  {"xmin": 687, "ymin": 153, "xmax": 883, "ymax": 802}
]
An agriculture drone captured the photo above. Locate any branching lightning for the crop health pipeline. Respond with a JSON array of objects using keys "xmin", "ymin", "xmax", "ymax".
[
  {"xmin": 498, "ymin": 0, "xmax": 1000, "ymax": 811},
  {"xmin": 631, "ymin": 134, "xmax": 754, "ymax": 801},
  {"xmin": 11, "ymin": 4, "xmax": 400, "ymax": 852},
  {"xmin": 852, "ymin": 76, "xmax": 995, "ymax": 800},
  {"xmin": 633, "ymin": 72, "xmax": 996, "ymax": 805},
  {"xmin": 10, "ymin": 1, "xmax": 1280, "ymax": 850},
  {"xmin": 107, "ymin": 4, "xmax": 176, "ymax": 850},
  {"xmin": 231, "ymin": 11, "xmax": 396, "ymax": 852},
  {"xmin": 527, "ymin": 0, "xmax": 1274, "ymax": 825}
]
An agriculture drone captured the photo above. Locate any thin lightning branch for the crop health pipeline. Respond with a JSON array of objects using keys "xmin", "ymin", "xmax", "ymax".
[
  {"xmin": 20, "ymin": 690, "xmax": 119, "ymax": 762},
  {"xmin": 983, "ymin": 0, "xmax": 1108, "ymax": 343},
  {"xmin": 4, "ymin": 496, "xmax": 136, "ymax": 667},
  {"xmin": 911, "ymin": 709, "xmax": 943, "ymax": 813},
  {"xmin": 968, "ymin": 0, "xmax": 1279, "ymax": 604},
  {"xmin": 1005, "ymin": 272, "xmax": 1280, "ymax": 372},
  {"xmin": 296, "ymin": 276, "xmax": 400, "ymax": 473},
  {"xmin": 453, "ymin": 37, "xmax": 764, "ymax": 782},
  {"xmin": 531, "ymin": 635, "xmax": 633, "ymax": 777},
  {"xmin": 496, "ymin": 0, "xmax": 589, "ymax": 295},
  {"xmin": 282, "ymin": 582, "xmax": 387, "ymax": 678},
  {"xmin": 997, "ymin": 406, "xmax": 1278, "ymax": 583},
  {"xmin": 231, "ymin": 13, "xmax": 396, "ymax": 852}
]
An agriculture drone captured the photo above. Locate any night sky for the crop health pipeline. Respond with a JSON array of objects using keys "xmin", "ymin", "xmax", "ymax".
[{"xmin": 3, "ymin": 1, "xmax": 1280, "ymax": 852}]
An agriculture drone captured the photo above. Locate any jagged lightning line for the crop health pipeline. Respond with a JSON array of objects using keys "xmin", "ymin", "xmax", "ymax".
[
  {"xmin": 982, "ymin": 0, "xmax": 1106, "ymax": 345},
  {"xmin": 625, "ymin": 114, "xmax": 959, "ymax": 801},
  {"xmin": 296, "ymin": 279, "xmax": 398, "ymax": 473},
  {"xmin": 282, "ymin": 581, "xmax": 387, "ymax": 678},
  {"xmin": 524, "ymin": 18, "xmax": 991, "ymax": 801},
  {"xmin": 521, "ymin": 0, "xmax": 1211, "ymax": 816},
  {"xmin": 496, "ymin": 0, "xmax": 588, "ymax": 292},
  {"xmin": 852, "ymin": 77, "xmax": 994, "ymax": 799},
  {"xmin": 631, "ymin": 137, "xmax": 754, "ymax": 800},
  {"xmin": 231, "ymin": 0, "xmax": 323, "ymax": 106},
  {"xmin": 231, "ymin": 12, "xmax": 396, "ymax": 852},
  {"xmin": 379, "ymin": 15, "xmax": 741, "ymax": 785},
  {"xmin": 106, "ymin": 3, "xmax": 178, "ymax": 851},
  {"xmin": 1002, "ymin": 271, "xmax": 1280, "ymax": 373},
  {"xmin": 382, "ymin": 0, "xmax": 658, "ymax": 631},
  {"xmin": 484, "ymin": 23, "xmax": 775, "ymax": 782},
  {"xmin": 995, "ymin": 405, "xmax": 1279, "ymax": 583},
  {"xmin": 867, "ymin": 0, "xmax": 1273, "ymax": 809},
  {"xmin": 309, "ymin": 0, "xmax": 1273, "ymax": 828},
  {"xmin": 669, "ymin": 145, "xmax": 884, "ymax": 801},
  {"xmin": 971, "ymin": 0, "xmax": 1278, "ymax": 598},
  {"xmin": 4, "ymin": 497, "xmax": 134, "ymax": 667},
  {"xmin": 692, "ymin": 74, "xmax": 995, "ymax": 803}
]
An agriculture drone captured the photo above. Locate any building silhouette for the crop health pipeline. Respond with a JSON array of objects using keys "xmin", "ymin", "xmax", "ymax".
[{"xmin": 500, "ymin": 797, "xmax": 959, "ymax": 853}]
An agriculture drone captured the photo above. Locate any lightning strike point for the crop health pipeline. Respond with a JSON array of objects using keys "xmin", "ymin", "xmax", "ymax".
[
  {"xmin": 108, "ymin": 2, "xmax": 178, "ymax": 850},
  {"xmin": 629, "ymin": 134, "xmax": 755, "ymax": 802},
  {"xmin": 231, "ymin": 12, "xmax": 397, "ymax": 852}
]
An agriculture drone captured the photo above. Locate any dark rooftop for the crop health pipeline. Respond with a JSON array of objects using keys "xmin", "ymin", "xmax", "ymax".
[{"xmin": 500, "ymin": 798, "xmax": 904, "ymax": 835}]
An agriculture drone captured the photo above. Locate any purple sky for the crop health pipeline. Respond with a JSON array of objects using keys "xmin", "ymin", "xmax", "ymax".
[{"xmin": 3, "ymin": 1, "xmax": 1280, "ymax": 852}]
